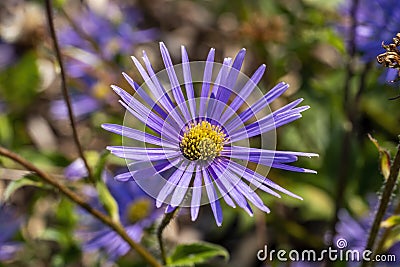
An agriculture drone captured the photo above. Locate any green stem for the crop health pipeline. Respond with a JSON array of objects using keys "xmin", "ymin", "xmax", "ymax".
[
  {"xmin": 0, "ymin": 146, "xmax": 161, "ymax": 267},
  {"xmin": 361, "ymin": 142, "xmax": 400, "ymax": 267},
  {"xmin": 157, "ymin": 207, "xmax": 180, "ymax": 265}
]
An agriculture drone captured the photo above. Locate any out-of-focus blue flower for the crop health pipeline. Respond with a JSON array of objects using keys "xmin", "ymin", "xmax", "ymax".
[
  {"xmin": 340, "ymin": 0, "xmax": 400, "ymax": 62},
  {"xmin": 50, "ymin": 94, "xmax": 101, "ymax": 120},
  {"xmin": 51, "ymin": 2, "xmax": 157, "ymax": 120},
  {"xmin": 64, "ymin": 157, "xmax": 88, "ymax": 181},
  {"xmin": 103, "ymin": 43, "xmax": 318, "ymax": 226},
  {"xmin": 0, "ymin": 39, "xmax": 16, "ymax": 70},
  {"xmin": 58, "ymin": 6, "xmax": 157, "ymax": 78},
  {"xmin": 335, "ymin": 198, "xmax": 400, "ymax": 265},
  {"xmin": 339, "ymin": 0, "xmax": 400, "ymax": 83},
  {"xmin": 64, "ymin": 159, "xmax": 160, "ymax": 260},
  {"xmin": 0, "ymin": 206, "xmax": 22, "ymax": 261},
  {"xmin": 0, "ymin": 101, "xmax": 5, "ymax": 114}
]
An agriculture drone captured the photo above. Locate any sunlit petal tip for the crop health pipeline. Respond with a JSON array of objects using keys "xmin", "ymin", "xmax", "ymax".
[
  {"xmin": 305, "ymin": 169, "xmax": 317, "ymax": 174},
  {"xmin": 100, "ymin": 123, "xmax": 109, "ymax": 130},
  {"xmin": 110, "ymin": 84, "xmax": 121, "ymax": 93},
  {"xmin": 156, "ymin": 200, "xmax": 163, "ymax": 208}
]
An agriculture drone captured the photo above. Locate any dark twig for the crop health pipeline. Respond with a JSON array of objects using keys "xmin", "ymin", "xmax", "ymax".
[
  {"xmin": 361, "ymin": 143, "xmax": 400, "ymax": 267},
  {"xmin": 157, "ymin": 208, "xmax": 180, "ymax": 264},
  {"xmin": 0, "ymin": 146, "xmax": 161, "ymax": 267},
  {"xmin": 44, "ymin": 0, "xmax": 93, "ymax": 182}
]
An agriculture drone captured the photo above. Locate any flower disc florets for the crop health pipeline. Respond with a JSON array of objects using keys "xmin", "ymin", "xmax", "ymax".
[{"xmin": 180, "ymin": 120, "xmax": 227, "ymax": 161}]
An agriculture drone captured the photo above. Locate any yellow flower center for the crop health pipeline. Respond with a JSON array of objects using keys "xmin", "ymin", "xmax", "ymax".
[
  {"xmin": 126, "ymin": 198, "xmax": 152, "ymax": 224},
  {"xmin": 180, "ymin": 121, "xmax": 227, "ymax": 161}
]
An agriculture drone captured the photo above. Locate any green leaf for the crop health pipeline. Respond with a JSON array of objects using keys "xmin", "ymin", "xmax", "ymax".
[
  {"xmin": 0, "ymin": 115, "xmax": 13, "ymax": 146},
  {"xmin": 368, "ymin": 134, "xmax": 391, "ymax": 179},
  {"xmin": 381, "ymin": 215, "xmax": 400, "ymax": 228},
  {"xmin": 93, "ymin": 150, "xmax": 110, "ymax": 182},
  {"xmin": 0, "ymin": 52, "xmax": 39, "ymax": 111},
  {"xmin": 96, "ymin": 181, "xmax": 120, "ymax": 223},
  {"xmin": 2, "ymin": 174, "xmax": 45, "ymax": 202},
  {"xmin": 167, "ymin": 242, "xmax": 229, "ymax": 267}
]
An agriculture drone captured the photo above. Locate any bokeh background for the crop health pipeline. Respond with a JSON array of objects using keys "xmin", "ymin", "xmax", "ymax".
[{"xmin": 0, "ymin": 0, "xmax": 399, "ymax": 266}]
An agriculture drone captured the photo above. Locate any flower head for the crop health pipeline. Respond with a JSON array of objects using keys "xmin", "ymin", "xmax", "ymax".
[
  {"xmin": 72, "ymin": 168, "xmax": 159, "ymax": 260},
  {"xmin": 103, "ymin": 43, "xmax": 317, "ymax": 226},
  {"xmin": 339, "ymin": 0, "xmax": 400, "ymax": 62},
  {"xmin": 51, "ymin": 3, "xmax": 157, "ymax": 120}
]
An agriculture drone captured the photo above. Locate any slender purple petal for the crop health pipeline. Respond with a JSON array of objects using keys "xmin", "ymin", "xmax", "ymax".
[
  {"xmin": 122, "ymin": 72, "xmax": 168, "ymax": 119},
  {"xmin": 102, "ymin": 123, "xmax": 178, "ymax": 148},
  {"xmin": 131, "ymin": 55, "xmax": 185, "ymax": 127},
  {"xmin": 106, "ymin": 146, "xmax": 180, "ymax": 161},
  {"xmin": 181, "ymin": 46, "xmax": 196, "ymax": 118},
  {"xmin": 191, "ymin": 167, "xmax": 203, "ymax": 221},
  {"xmin": 209, "ymin": 164, "xmax": 253, "ymax": 216},
  {"xmin": 160, "ymin": 42, "xmax": 191, "ymax": 121},
  {"xmin": 202, "ymin": 168, "xmax": 223, "ymax": 226},
  {"xmin": 225, "ymin": 82, "xmax": 289, "ymax": 132},
  {"xmin": 219, "ymin": 64, "xmax": 266, "ymax": 125},
  {"xmin": 214, "ymin": 160, "xmax": 270, "ymax": 213},
  {"xmin": 207, "ymin": 58, "xmax": 232, "ymax": 121},
  {"xmin": 156, "ymin": 161, "xmax": 192, "ymax": 207},
  {"xmin": 225, "ymin": 159, "xmax": 302, "ymax": 200},
  {"xmin": 199, "ymin": 48, "xmax": 215, "ymax": 117},
  {"xmin": 170, "ymin": 163, "xmax": 196, "ymax": 207},
  {"xmin": 216, "ymin": 49, "xmax": 246, "ymax": 107},
  {"xmin": 207, "ymin": 166, "xmax": 236, "ymax": 208}
]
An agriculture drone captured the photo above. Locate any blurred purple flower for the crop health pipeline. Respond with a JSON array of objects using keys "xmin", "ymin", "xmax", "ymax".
[
  {"xmin": 0, "ymin": 101, "xmax": 6, "ymax": 114},
  {"xmin": 64, "ymin": 160, "xmax": 159, "ymax": 260},
  {"xmin": 64, "ymin": 158, "xmax": 88, "ymax": 181},
  {"xmin": 52, "ymin": 3, "xmax": 158, "ymax": 120},
  {"xmin": 339, "ymin": 0, "xmax": 400, "ymax": 83},
  {"xmin": 335, "ymin": 198, "xmax": 400, "ymax": 265},
  {"xmin": 0, "ymin": 206, "xmax": 22, "ymax": 261},
  {"xmin": 340, "ymin": 0, "xmax": 400, "ymax": 62},
  {"xmin": 58, "ymin": 4, "xmax": 157, "ymax": 78},
  {"xmin": 50, "ymin": 94, "xmax": 101, "ymax": 120},
  {"xmin": 0, "ymin": 40, "xmax": 16, "ymax": 70},
  {"xmin": 103, "ymin": 43, "xmax": 318, "ymax": 226}
]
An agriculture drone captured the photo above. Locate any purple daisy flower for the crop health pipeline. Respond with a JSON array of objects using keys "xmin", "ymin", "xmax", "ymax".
[
  {"xmin": 72, "ymin": 168, "xmax": 159, "ymax": 260},
  {"xmin": 51, "ymin": 3, "xmax": 157, "ymax": 120},
  {"xmin": 102, "ymin": 43, "xmax": 318, "ymax": 226}
]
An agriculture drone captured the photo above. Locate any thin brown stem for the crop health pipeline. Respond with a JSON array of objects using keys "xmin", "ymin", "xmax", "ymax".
[
  {"xmin": 157, "ymin": 207, "xmax": 180, "ymax": 265},
  {"xmin": 44, "ymin": 0, "xmax": 93, "ymax": 182},
  {"xmin": 0, "ymin": 146, "xmax": 161, "ymax": 267}
]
